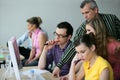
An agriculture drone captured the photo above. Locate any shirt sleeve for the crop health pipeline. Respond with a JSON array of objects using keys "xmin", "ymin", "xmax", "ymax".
[
  {"xmin": 57, "ymin": 23, "xmax": 86, "ymax": 69},
  {"xmin": 46, "ymin": 49, "xmax": 54, "ymax": 69},
  {"xmin": 99, "ymin": 61, "xmax": 109, "ymax": 75},
  {"xmin": 17, "ymin": 32, "xmax": 29, "ymax": 46},
  {"xmin": 114, "ymin": 15, "xmax": 120, "ymax": 40}
]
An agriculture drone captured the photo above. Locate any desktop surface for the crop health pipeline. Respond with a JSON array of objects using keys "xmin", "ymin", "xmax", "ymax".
[{"xmin": 0, "ymin": 66, "xmax": 58, "ymax": 80}]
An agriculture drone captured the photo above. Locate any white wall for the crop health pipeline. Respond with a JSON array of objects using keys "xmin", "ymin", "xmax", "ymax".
[{"xmin": 0, "ymin": 0, "xmax": 120, "ymax": 46}]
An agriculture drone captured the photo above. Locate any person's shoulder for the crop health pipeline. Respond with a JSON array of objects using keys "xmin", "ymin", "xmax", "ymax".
[
  {"xmin": 99, "ymin": 13, "xmax": 117, "ymax": 18},
  {"xmin": 38, "ymin": 30, "xmax": 47, "ymax": 36},
  {"xmin": 66, "ymin": 40, "xmax": 73, "ymax": 47},
  {"xmin": 107, "ymin": 38, "xmax": 120, "ymax": 54},
  {"xmin": 97, "ymin": 56, "xmax": 110, "ymax": 66},
  {"xmin": 40, "ymin": 29, "xmax": 48, "ymax": 36},
  {"xmin": 76, "ymin": 21, "xmax": 86, "ymax": 31},
  {"xmin": 40, "ymin": 31, "xmax": 46, "ymax": 35},
  {"xmin": 69, "ymin": 40, "xmax": 72, "ymax": 43},
  {"xmin": 97, "ymin": 56, "xmax": 113, "ymax": 77},
  {"xmin": 80, "ymin": 21, "xmax": 86, "ymax": 26},
  {"xmin": 97, "ymin": 56, "xmax": 106, "ymax": 62}
]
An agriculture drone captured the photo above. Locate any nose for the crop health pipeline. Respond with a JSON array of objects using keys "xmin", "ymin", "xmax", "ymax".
[
  {"xmin": 84, "ymin": 16, "xmax": 88, "ymax": 20},
  {"xmin": 55, "ymin": 36, "xmax": 60, "ymax": 40},
  {"xmin": 83, "ymin": 13, "xmax": 87, "ymax": 18},
  {"xmin": 86, "ymin": 31, "xmax": 90, "ymax": 34},
  {"xmin": 77, "ymin": 53, "xmax": 82, "ymax": 59}
]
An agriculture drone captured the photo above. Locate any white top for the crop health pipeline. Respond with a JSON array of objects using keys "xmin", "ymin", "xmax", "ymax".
[{"xmin": 17, "ymin": 31, "xmax": 32, "ymax": 49}]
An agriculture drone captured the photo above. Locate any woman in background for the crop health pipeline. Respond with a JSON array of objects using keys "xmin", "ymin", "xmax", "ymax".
[{"xmin": 23, "ymin": 16, "xmax": 48, "ymax": 66}]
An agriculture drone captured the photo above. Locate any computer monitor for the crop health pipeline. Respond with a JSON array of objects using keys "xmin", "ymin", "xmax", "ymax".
[
  {"xmin": 8, "ymin": 37, "xmax": 23, "ymax": 80},
  {"xmin": 7, "ymin": 37, "xmax": 46, "ymax": 80}
]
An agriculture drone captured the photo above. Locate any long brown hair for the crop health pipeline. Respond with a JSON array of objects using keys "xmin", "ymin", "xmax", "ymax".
[{"xmin": 86, "ymin": 17, "xmax": 108, "ymax": 59}]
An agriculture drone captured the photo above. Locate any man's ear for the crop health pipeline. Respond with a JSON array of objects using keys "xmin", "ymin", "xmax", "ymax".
[
  {"xmin": 68, "ymin": 35, "xmax": 72, "ymax": 40},
  {"xmin": 94, "ymin": 8, "xmax": 99, "ymax": 14},
  {"xmin": 90, "ymin": 45, "xmax": 96, "ymax": 52}
]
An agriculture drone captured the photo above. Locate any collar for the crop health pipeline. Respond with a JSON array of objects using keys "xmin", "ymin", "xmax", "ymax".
[
  {"xmin": 57, "ymin": 40, "xmax": 71, "ymax": 52},
  {"xmin": 33, "ymin": 28, "xmax": 41, "ymax": 34}
]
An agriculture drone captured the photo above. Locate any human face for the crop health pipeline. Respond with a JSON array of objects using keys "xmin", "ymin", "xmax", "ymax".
[
  {"xmin": 54, "ymin": 28, "xmax": 71, "ymax": 45},
  {"xmin": 80, "ymin": 3, "xmax": 98, "ymax": 21},
  {"xmin": 86, "ymin": 24, "xmax": 96, "ymax": 35},
  {"xmin": 75, "ymin": 43, "xmax": 94, "ymax": 61},
  {"xmin": 27, "ymin": 22, "xmax": 35, "ymax": 32}
]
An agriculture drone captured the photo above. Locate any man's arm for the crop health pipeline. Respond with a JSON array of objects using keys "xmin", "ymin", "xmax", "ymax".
[
  {"xmin": 56, "ymin": 22, "xmax": 86, "ymax": 69},
  {"xmin": 114, "ymin": 15, "xmax": 120, "ymax": 40},
  {"xmin": 17, "ymin": 31, "xmax": 29, "ymax": 46},
  {"xmin": 38, "ymin": 48, "xmax": 54, "ymax": 69},
  {"xmin": 38, "ymin": 47, "xmax": 49, "ymax": 69},
  {"xmin": 38, "ymin": 40, "xmax": 56, "ymax": 69}
]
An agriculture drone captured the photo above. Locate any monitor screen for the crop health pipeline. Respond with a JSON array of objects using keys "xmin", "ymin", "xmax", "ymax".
[
  {"xmin": 8, "ymin": 37, "xmax": 23, "ymax": 69},
  {"xmin": 8, "ymin": 37, "xmax": 23, "ymax": 80}
]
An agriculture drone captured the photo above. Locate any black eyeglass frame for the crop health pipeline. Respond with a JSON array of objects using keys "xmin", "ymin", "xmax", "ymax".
[{"xmin": 53, "ymin": 32, "xmax": 68, "ymax": 38}]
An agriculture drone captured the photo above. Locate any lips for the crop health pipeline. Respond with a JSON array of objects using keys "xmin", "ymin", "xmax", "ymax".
[
  {"xmin": 80, "ymin": 59, "xmax": 85, "ymax": 61},
  {"xmin": 54, "ymin": 40, "xmax": 59, "ymax": 43}
]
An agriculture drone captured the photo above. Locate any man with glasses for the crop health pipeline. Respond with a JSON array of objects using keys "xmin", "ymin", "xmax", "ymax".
[{"xmin": 38, "ymin": 22, "xmax": 73, "ymax": 77}]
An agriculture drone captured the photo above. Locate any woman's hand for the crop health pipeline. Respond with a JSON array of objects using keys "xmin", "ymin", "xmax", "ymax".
[
  {"xmin": 59, "ymin": 74, "xmax": 69, "ymax": 80},
  {"xmin": 25, "ymin": 59, "xmax": 30, "ymax": 65},
  {"xmin": 25, "ymin": 59, "xmax": 34, "ymax": 65},
  {"xmin": 71, "ymin": 54, "xmax": 80, "ymax": 65}
]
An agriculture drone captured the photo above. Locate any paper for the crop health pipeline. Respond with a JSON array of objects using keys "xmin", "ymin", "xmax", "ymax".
[{"xmin": 21, "ymin": 69, "xmax": 48, "ymax": 80}]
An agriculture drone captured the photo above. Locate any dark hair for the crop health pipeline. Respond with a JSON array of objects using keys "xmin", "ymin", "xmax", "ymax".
[
  {"xmin": 57, "ymin": 22, "xmax": 73, "ymax": 36},
  {"xmin": 27, "ymin": 16, "xmax": 42, "ymax": 28},
  {"xmin": 80, "ymin": 0, "xmax": 98, "ymax": 10},
  {"xmin": 75, "ymin": 33, "xmax": 96, "ymax": 48}
]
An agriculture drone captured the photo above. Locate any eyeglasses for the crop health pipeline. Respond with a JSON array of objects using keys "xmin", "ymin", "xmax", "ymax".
[{"xmin": 53, "ymin": 32, "xmax": 68, "ymax": 38}]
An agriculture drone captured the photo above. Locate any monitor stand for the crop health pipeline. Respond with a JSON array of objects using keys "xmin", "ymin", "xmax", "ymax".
[
  {"xmin": 1, "ymin": 60, "xmax": 30, "ymax": 80},
  {"xmin": 1, "ymin": 60, "xmax": 14, "ymax": 80}
]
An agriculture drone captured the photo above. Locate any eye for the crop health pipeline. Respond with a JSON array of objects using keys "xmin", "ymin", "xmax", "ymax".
[
  {"xmin": 86, "ymin": 29, "xmax": 90, "ymax": 32},
  {"xmin": 76, "ymin": 50, "xmax": 85, "ymax": 54},
  {"xmin": 85, "ymin": 11, "xmax": 90, "ymax": 14},
  {"xmin": 81, "ymin": 50, "xmax": 85, "ymax": 53}
]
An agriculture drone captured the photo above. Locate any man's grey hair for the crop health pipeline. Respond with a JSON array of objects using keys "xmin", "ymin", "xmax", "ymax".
[{"xmin": 80, "ymin": 0, "xmax": 98, "ymax": 9}]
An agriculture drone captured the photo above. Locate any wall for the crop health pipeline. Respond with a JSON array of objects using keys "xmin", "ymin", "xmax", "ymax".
[{"xmin": 0, "ymin": 0, "xmax": 120, "ymax": 46}]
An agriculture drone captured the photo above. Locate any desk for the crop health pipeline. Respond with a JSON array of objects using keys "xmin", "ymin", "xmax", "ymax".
[
  {"xmin": 0, "ymin": 47, "xmax": 9, "ymax": 68},
  {"xmin": 0, "ymin": 49, "xmax": 24, "ymax": 68},
  {"xmin": 0, "ymin": 66, "xmax": 58, "ymax": 80}
]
